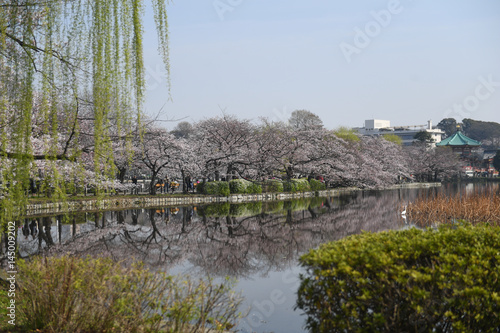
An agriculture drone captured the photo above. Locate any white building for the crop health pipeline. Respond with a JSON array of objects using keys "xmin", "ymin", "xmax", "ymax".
[{"xmin": 355, "ymin": 119, "xmax": 444, "ymax": 147}]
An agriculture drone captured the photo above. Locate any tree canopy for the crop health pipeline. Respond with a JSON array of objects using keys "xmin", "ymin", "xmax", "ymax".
[
  {"xmin": 461, "ymin": 118, "xmax": 500, "ymax": 144},
  {"xmin": 494, "ymin": 151, "xmax": 500, "ymax": 172},
  {"xmin": 0, "ymin": 0, "xmax": 170, "ymax": 225},
  {"xmin": 437, "ymin": 118, "xmax": 500, "ymax": 148},
  {"xmin": 288, "ymin": 110, "xmax": 323, "ymax": 131},
  {"xmin": 436, "ymin": 118, "xmax": 458, "ymax": 138},
  {"xmin": 414, "ymin": 130, "xmax": 434, "ymax": 147}
]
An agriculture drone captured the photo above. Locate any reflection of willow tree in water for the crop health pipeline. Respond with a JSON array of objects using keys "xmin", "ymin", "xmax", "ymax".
[
  {"xmin": 11, "ymin": 214, "xmax": 69, "ymax": 259},
  {"xmin": 39, "ymin": 217, "xmax": 54, "ymax": 248},
  {"xmin": 39, "ymin": 190, "xmax": 412, "ymax": 277}
]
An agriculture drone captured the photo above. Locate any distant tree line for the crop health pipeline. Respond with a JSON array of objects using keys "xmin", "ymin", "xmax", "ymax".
[{"xmin": 437, "ymin": 118, "xmax": 500, "ymax": 148}]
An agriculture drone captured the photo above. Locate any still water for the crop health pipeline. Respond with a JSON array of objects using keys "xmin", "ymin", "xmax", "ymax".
[{"xmin": 8, "ymin": 182, "xmax": 498, "ymax": 333}]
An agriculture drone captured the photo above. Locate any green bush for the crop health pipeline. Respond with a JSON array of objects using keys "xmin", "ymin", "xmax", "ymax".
[
  {"xmin": 283, "ymin": 181, "xmax": 294, "ymax": 192},
  {"xmin": 246, "ymin": 182, "xmax": 262, "ymax": 194},
  {"xmin": 195, "ymin": 181, "xmax": 205, "ymax": 194},
  {"xmin": 229, "ymin": 179, "xmax": 248, "ymax": 194},
  {"xmin": 297, "ymin": 224, "xmax": 500, "ymax": 332},
  {"xmin": 284, "ymin": 178, "xmax": 311, "ymax": 192},
  {"xmin": 203, "ymin": 181, "xmax": 230, "ymax": 196},
  {"xmin": 262, "ymin": 179, "xmax": 283, "ymax": 193},
  {"xmin": 309, "ymin": 178, "xmax": 326, "ymax": 191},
  {"xmin": 9, "ymin": 256, "xmax": 243, "ymax": 333},
  {"xmin": 229, "ymin": 179, "xmax": 262, "ymax": 194}
]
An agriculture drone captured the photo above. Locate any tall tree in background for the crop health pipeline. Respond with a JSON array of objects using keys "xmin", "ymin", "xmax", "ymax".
[
  {"xmin": 493, "ymin": 151, "xmax": 500, "ymax": 172},
  {"xmin": 0, "ymin": 1, "xmax": 170, "ymax": 225},
  {"xmin": 462, "ymin": 118, "xmax": 500, "ymax": 144},
  {"xmin": 436, "ymin": 118, "xmax": 457, "ymax": 138},
  {"xmin": 288, "ymin": 110, "xmax": 323, "ymax": 131},
  {"xmin": 171, "ymin": 121, "xmax": 194, "ymax": 139},
  {"xmin": 414, "ymin": 131, "xmax": 435, "ymax": 148}
]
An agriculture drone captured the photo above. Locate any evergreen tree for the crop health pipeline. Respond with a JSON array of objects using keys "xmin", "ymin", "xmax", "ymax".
[
  {"xmin": 494, "ymin": 151, "xmax": 500, "ymax": 172},
  {"xmin": 414, "ymin": 131, "xmax": 434, "ymax": 147}
]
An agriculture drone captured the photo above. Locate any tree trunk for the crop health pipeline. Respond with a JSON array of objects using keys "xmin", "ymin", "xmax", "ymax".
[
  {"xmin": 116, "ymin": 166, "xmax": 127, "ymax": 183},
  {"xmin": 149, "ymin": 172, "xmax": 158, "ymax": 195},
  {"xmin": 180, "ymin": 169, "xmax": 188, "ymax": 194}
]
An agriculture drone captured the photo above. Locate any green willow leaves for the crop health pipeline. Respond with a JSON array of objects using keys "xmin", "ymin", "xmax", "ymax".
[{"xmin": 0, "ymin": 0, "xmax": 170, "ymax": 227}]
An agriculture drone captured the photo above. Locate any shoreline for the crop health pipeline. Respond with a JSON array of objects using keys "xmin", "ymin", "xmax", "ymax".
[{"xmin": 25, "ymin": 182, "xmax": 441, "ymax": 217}]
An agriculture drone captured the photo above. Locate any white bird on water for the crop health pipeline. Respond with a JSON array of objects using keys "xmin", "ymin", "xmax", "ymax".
[{"xmin": 401, "ymin": 205, "xmax": 408, "ymax": 224}]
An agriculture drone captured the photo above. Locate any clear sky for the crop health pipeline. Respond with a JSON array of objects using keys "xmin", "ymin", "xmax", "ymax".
[{"xmin": 142, "ymin": 0, "xmax": 500, "ymax": 130}]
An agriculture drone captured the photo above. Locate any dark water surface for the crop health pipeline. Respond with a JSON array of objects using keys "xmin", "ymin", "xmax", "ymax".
[{"xmin": 7, "ymin": 182, "xmax": 498, "ymax": 333}]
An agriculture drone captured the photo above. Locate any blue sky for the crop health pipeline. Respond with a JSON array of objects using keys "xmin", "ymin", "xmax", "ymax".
[{"xmin": 142, "ymin": 0, "xmax": 500, "ymax": 130}]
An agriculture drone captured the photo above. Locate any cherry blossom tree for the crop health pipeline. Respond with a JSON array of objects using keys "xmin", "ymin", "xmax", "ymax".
[
  {"xmin": 191, "ymin": 115, "xmax": 256, "ymax": 180},
  {"xmin": 406, "ymin": 144, "xmax": 460, "ymax": 182},
  {"xmin": 135, "ymin": 124, "xmax": 181, "ymax": 194}
]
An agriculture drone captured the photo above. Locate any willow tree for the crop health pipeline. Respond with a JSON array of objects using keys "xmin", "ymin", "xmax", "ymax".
[{"xmin": 0, "ymin": 0, "xmax": 170, "ymax": 226}]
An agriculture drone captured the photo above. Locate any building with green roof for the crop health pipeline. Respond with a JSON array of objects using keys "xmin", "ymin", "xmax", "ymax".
[
  {"xmin": 436, "ymin": 130, "xmax": 482, "ymax": 177},
  {"xmin": 436, "ymin": 130, "xmax": 481, "ymax": 154}
]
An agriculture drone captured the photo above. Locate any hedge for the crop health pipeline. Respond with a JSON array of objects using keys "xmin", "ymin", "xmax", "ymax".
[
  {"xmin": 283, "ymin": 178, "xmax": 311, "ymax": 192},
  {"xmin": 229, "ymin": 179, "xmax": 262, "ymax": 194},
  {"xmin": 229, "ymin": 179, "xmax": 246, "ymax": 193},
  {"xmin": 199, "ymin": 181, "xmax": 230, "ymax": 196},
  {"xmin": 262, "ymin": 179, "xmax": 284, "ymax": 193},
  {"xmin": 297, "ymin": 223, "xmax": 500, "ymax": 332},
  {"xmin": 247, "ymin": 182, "xmax": 262, "ymax": 194},
  {"xmin": 309, "ymin": 178, "xmax": 326, "ymax": 191}
]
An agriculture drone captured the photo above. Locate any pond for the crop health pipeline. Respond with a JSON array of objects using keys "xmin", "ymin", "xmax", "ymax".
[{"xmin": 5, "ymin": 182, "xmax": 498, "ymax": 333}]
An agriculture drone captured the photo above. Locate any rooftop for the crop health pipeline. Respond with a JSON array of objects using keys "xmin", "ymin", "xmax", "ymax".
[{"xmin": 436, "ymin": 131, "xmax": 481, "ymax": 147}]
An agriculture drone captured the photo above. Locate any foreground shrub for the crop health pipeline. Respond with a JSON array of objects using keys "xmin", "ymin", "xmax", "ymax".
[
  {"xmin": 308, "ymin": 179, "xmax": 326, "ymax": 191},
  {"xmin": 283, "ymin": 178, "xmax": 311, "ymax": 192},
  {"xmin": 201, "ymin": 181, "xmax": 230, "ymax": 196},
  {"xmin": 11, "ymin": 256, "xmax": 243, "ymax": 333},
  {"xmin": 297, "ymin": 224, "xmax": 500, "ymax": 332}
]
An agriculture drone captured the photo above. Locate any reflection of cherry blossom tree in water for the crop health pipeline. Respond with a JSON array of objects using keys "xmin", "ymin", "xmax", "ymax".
[{"xmin": 24, "ymin": 189, "xmax": 432, "ymax": 277}]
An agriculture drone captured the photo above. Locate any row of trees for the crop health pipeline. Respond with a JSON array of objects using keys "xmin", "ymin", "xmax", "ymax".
[
  {"xmin": 0, "ymin": 0, "xmax": 171, "ymax": 225},
  {"xmin": 135, "ymin": 111, "xmax": 462, "ymax": 192},
  {"xmin": 2, "ymin": 105, "xmax": 462, "ymax": 197}
]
